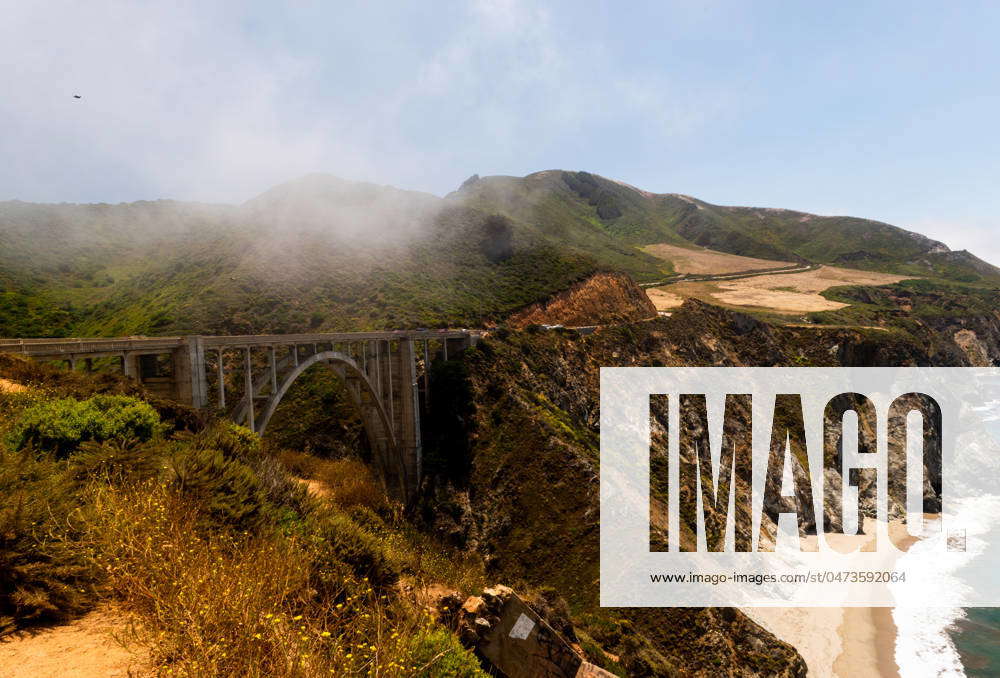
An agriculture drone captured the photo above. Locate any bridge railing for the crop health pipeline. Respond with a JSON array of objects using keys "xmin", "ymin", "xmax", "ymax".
[
  {"xmin": 0, "ymin": 337, "xmax": 186, "ymax": 358},
  {"xmin": 200, "ymin": 330, "xmax": 475, "ymax": 348}
]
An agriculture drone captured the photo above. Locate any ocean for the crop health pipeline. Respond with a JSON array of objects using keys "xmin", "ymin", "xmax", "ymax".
[
  {"xmin": 894, "ymin": 395, "xmax": 1000, "ymax": 677},
  {"xmin": 954, "ymin": 609, "xmax": 1000, "ymax": 676}
]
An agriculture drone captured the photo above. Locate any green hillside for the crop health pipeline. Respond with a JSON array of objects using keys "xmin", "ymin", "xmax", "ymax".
[
  {"xmin": 1, "ymin": 170, "xmax": 997, "ymax": 338},
  {"xmin": 454, "ymin": 171, "xmax": 1000, "ymax": 284},
  {"xmin": 0, "ymin": 176, "xmax": 602, "ymax": 336}
]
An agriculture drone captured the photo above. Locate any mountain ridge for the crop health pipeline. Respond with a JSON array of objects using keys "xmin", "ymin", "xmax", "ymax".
[{"xmin": 1, "ymin": 170, "xmax": 996, "ymax": 338}]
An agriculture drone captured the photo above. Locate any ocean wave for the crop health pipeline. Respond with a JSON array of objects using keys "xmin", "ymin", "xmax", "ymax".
[{"xmin": 892, "ymin": 495, "xmax": 1000, "ymax": 677}]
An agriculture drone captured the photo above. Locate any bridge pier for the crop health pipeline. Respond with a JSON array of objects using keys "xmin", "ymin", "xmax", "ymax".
[
  {"xmin": 172, "ymin": 336, "xmax": 208, "ymax": 409},
  {"xmin": 394, "ymin": 338, "xmax": 422, "ymax": 492}
]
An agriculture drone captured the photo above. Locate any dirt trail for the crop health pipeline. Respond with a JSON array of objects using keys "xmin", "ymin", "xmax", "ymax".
[
  {"xmin": 0, "ymin": 378, "xmax": 26, "ymax": 393},
  {"xmin": 0, "ymin": 606, "xmax": 148, "ymax": 678},
  {"xmin": 299, "ymin": 476, "xmax": 331, "ymax": 498}
]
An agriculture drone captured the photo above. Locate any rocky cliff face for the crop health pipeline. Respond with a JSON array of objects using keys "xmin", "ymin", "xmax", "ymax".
[
  {"xmin": 422, "ymin": 299, "xmax": 1000, "ymax": 677},
  {"xmin": 507, "ymin": 271, "xmax": 657, "ymax": 329}
]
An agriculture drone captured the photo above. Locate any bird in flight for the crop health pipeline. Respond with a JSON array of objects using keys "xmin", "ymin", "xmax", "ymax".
[{"xmin": 73, "ymin": 94, "xmax": 82, "ymax": 99}]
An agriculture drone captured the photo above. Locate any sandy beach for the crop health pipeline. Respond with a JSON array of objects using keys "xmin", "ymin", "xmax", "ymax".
[{"xmin": 745, "ymin": 519, "xmax": 919, "ymax": 678}]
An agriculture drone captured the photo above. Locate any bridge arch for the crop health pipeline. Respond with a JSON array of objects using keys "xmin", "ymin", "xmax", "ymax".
[{"xmin": 255, "ymin": 350, "xmax": 406, "ymax": 497}]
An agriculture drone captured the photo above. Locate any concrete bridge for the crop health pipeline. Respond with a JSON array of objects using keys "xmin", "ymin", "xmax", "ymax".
[{"xmin": 0, "ymin": 330, "xmax": 479, "ymax": 499}]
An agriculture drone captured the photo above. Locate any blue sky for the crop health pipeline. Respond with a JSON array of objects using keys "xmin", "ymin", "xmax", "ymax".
[{"xmin": 3, "ymin": 1, "xmax": 999, "ymax": 262}]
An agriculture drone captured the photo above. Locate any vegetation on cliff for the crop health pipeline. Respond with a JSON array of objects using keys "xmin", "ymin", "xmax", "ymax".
[
  {"xmin": 0, "ymin": 354, "xmax": 489, "ymax": 676},
  {"xmin": 507, "ymin": 271, "xmax": 657, "ymax": 328}
]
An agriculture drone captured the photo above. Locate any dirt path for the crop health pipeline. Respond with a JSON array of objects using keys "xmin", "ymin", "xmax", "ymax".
[
  {"xmin": 0, "ymin": 606, "xmax": 148, "ymax": 678},
  {"xmin": 298, "ymin": 476, "xmax": 331, "ymax": 498},
  {"xmin": 0, "ymin": 378, "xmax": 27, "ymax": 393}
]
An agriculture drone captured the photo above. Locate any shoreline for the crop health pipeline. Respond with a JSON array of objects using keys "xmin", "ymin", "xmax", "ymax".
[
  {"xmin": 834, "ymin": 527, "xmax": 919, "ymax": 678},
  {"xmin": 833, "ymin": 607, "xmax": 900, "ymax": 678},
  {"xmin": 746, "ymin": 520, "xmax": 920, "ymax": 678}
]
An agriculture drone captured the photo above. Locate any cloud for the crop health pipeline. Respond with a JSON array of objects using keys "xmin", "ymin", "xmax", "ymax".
[{"xmin": 0, "ymin": 0, "xmax": 732, "ymax": 204}]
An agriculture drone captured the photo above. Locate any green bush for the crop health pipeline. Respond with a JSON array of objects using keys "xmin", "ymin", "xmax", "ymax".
[
  {"xmin": 409, "ymin": 629, "xmax": 488, "ymax": 677},
  {"xmin": 167, "ymin": 446, "xmax": 272, "ymax": 530},
  {"xmin": 0, "ymin": 447, "xmax": 100, "ymax": 635},
  {"xmin": 186, "ymin": 420, "xmax": 262, "ymax": 460},
  {"xmin": 309, "ymin": 512, "xmax": 398, "ymax": 589},
  {"xmin": 166, "ymin": 442, "xmax": 310, "ymax": 533},
  {"xmin": 8, "ymin": 394, "xmax": 164, "ymax": 457},
  {"xmin": 68, "ymin": 439, "xmax": 165, "ymax": 485}
]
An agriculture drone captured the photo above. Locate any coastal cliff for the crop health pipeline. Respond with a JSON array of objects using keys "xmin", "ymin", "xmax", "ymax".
[{"xmin": 421, "ymin": 298, "xmax": 1000, "ymax": 676}]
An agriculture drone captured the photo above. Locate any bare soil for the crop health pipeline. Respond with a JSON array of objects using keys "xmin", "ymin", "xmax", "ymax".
[
  {"xmin": 0, "ymin": 378, "xmax": 26, "ymax": 393},
  {"xmin": 642, "ymin": 243, "xmax": 795, "ymax": 274},
  {"xmin": 0, "ymin": 606, "xmax": 149, "ymax": 678},
  {"xmin": 644, "ymin": 287, "xmax": 685, "ymax": 310},
  {"xmin": 508, "ymin": 271, "xmax": 656, "ymax": 328}
]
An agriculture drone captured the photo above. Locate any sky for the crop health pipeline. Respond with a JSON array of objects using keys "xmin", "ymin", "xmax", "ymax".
[{"xmin": 2, "ymin": 1, "xmax": 1000, "ymax": 263}]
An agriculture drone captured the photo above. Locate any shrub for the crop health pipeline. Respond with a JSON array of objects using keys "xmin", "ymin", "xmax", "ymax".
[
  {"xmin": 313, "ymin": 457, "xmax": 389, "ymax": 513},
  {"xmin": 274, "ymin": 448, "xmax": 325, "ymax": 479},
  {"xmin": 167, "ymin": 446, "xmax": 272, "ymax": 530},
  {"xmin": 85, "ymin": 482, "xmax": 444, "ymax": 677},
  {"xmin": 8, "ymin": 394, "xmax": 164, "ymax": 456},
  {"xmin": 167, "ymin": 442, "xmax": 312, "ymax": 533},
  {"xmin": 68, "ymin": 439, "xmax": 165, "ymax": 485},
  {"xmin": 408, "ymin": 628, "xmax": 488, "ymax": 677},
  {"xmin": 188, "ymin": 420, "xmax": 262, "ymax": 460},
  {"xmin": 0, "ymin": 447, "xmax": 100, "ymax": 634},
  {"xmin": 309, "ymin": 513, "xmax": 399, "ymax": 589}
]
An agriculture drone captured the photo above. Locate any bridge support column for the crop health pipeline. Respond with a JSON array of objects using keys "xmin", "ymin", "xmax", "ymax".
[
  {"xmin": 122, "ymin": 352, "xmax": 139, "ymax": 379},
  {"xmin": 445, "ymin": 336, "xmax": 471, "ymax": 358},
  {"xmin": 269, "ymin": 346, "xmax": 277, "ymax": 394},
  {"xmin": 422, "ymin": 340, "xmax": 430, "ymax": 413},
  {"xmin": 394, "ymin": 338, "xmax": 422, "ymax": 499},
  {"xmin": 217, "ymin": 349, "xmax": 226, "ymax": 409},
  {"xmin": 172, "ymin": 336, "xmax": 208, "ymax": 408},
  {"xmin": 244, "ymin": 347, "xmax": 255, "ymax": 432}
]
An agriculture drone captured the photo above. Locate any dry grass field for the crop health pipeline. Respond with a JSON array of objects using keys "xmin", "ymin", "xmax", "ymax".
[
  {"xmin": 641, "ymin": 243, "xmax": 796, "ymax": 274},
  {"xmin": 647, "ymin": 265, "xmax": 910, "ymax": 314}
]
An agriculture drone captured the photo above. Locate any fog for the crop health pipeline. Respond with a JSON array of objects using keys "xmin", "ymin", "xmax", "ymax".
[{"xmin": 0, "ymin": 1, "xmax": 702, "ymax": 207}]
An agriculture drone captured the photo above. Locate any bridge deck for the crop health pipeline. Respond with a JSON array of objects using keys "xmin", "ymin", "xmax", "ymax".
[{"xmin": 0, "ymin": 330, "xmax": 476, "ymax": 359}]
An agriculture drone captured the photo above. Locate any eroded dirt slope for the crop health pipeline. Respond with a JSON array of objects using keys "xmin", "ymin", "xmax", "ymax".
[{"xmin": 508, "ymin": 271, "xmax": 656, "ymax": 328}]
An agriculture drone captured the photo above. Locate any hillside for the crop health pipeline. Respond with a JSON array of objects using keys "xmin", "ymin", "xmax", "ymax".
[
  {"xmin": 0, "ymin": 351, "xmax": 506, "ymax": 676},
  {"xmin": 453, "ymin": 171, "xmax": 1000, "ymax": 285},
  {"xmin": 0, "ymin": 176, "xmax": 601, "ymax": 336},
  {"xmin": 1, "ymin": 170, "xmax": 998, "ymax": 339}
]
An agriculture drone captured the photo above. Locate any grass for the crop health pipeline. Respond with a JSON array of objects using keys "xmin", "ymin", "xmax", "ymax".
[{"xmin": 85, "ymin": 481, "xmax": 481, "ymax": 676}]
